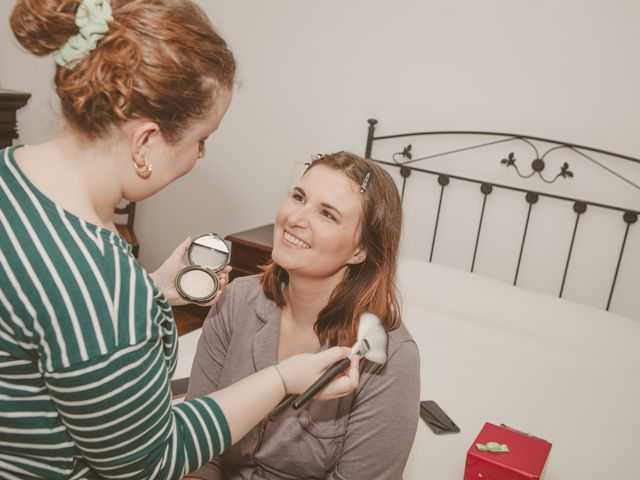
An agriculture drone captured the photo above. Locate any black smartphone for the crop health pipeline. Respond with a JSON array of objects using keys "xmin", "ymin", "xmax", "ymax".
[{"xmin": 419, "ymin": 400, "xmax": 460, "ymax": 435}]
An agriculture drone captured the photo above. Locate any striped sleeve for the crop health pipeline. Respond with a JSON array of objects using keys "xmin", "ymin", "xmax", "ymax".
[
  {"xmin": 1, "ymin": 145, "xmax": 232, "ymax": 478},
  {"xmin": 44, "ymin": 340, "xmax": 231, "ymax": 479}
]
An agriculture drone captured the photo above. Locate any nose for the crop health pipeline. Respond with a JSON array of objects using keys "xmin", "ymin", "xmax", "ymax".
[{"xmin": 286, "ymin": 203, "xmax": 311, "ymax": 228}]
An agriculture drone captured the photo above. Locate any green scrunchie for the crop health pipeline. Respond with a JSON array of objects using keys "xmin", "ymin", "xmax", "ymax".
[{"xmin": 53, "ymin": 0, "xmax": 113, "ymax": 68}]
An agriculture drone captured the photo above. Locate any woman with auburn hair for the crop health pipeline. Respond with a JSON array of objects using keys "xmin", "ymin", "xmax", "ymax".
[
  {"xmin": 186, "ymin": 152, "xmax": 420, "ymax": 480},
  {"xmin": 0, "ymin": 1, "xmax": 359, "ymax": 479}
]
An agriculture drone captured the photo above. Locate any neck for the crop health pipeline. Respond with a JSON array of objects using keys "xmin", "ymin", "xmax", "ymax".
[
  {"xmin": 34, "ymin": 130, "xmax": 123, "ymax": 229},
  {"xmin": 284, "ymin": 267, "xmax": 347, "ymax": 328}
]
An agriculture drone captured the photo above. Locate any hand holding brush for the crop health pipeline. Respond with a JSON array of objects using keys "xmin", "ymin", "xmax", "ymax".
[{"xmin": 292, "ymin": 312, "xmax": 388, "ymax": 410}]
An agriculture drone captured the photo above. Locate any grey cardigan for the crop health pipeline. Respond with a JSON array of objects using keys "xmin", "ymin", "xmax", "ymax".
[{"xmin": 185, "ymin": 276, "xmax": 420, "ymax": 480}]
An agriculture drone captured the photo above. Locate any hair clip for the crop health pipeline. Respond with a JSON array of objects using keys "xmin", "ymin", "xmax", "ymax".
[
  {"xmin": 360, "ymin": 169, "xmax": 372, "ymax": 193},
  {"xmin": 305, "ymin": 153, "xmax": 327, "ymax": 167}
]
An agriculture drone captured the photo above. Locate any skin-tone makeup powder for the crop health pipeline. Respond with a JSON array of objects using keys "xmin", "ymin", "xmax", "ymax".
[{"xmin": 179, "ymin": 269, "xmax": 216, "ymax": 299}]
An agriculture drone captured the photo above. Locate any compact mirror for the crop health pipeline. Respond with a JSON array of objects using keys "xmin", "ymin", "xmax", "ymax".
[
  {"xmin": 188, "ymin": 233, "xmax": 229, "ymax": 270},
  {"xmin": 175, "ymin": 233, "xmax": 230, "ymax": 303}
]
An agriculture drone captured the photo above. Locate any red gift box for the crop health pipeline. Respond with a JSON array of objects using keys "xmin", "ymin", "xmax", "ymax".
[{"xmin": 464, "ymin": 422, "xmax": 552, "ymax": 480}]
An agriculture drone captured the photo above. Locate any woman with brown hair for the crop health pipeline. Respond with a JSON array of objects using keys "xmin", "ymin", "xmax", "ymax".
[
  {"xmin": 0, "ymin": 1, "xmax": 359, "ymax": 479},
  {"xmin": 186, "ymin": 152, "xmax": 421, "ymax": 480}
]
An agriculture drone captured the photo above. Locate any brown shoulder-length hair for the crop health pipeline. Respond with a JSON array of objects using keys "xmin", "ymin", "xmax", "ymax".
[
  {"xmin": 261, "ymin": 152, "xmax": 403, "ymax": 347},
  {"xmin": 10, "ymin": 0, "xmax": 235, "ymax": 143}
]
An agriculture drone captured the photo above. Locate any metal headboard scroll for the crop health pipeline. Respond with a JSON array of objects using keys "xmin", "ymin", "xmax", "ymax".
[{"xmin": 364, "ymin": 118, "xmax": 640, "ymax": 312}]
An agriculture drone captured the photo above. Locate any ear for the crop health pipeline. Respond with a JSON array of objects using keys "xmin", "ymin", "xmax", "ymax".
[
  {"xmin": 347, "ymin": 246, "xmax": 367, "ymax": 265},
  {"xmin": 130, "ymin": 121, "xmax": 161, "ymax": 167}
]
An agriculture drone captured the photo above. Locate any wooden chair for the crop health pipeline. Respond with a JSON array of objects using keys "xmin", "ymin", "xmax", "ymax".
[{"xmin": 114, "ymin": 201, "xmax": 139, "ymax": 258}]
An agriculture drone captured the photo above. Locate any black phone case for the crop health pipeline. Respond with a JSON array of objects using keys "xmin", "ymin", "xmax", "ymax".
[{"xmin": 419, "ymin": 400, "xmax": 460, "ymax": 434}]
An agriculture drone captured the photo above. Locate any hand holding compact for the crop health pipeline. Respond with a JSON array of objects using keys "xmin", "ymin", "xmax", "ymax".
[{"xmin": 151, "ymin": 235, "xmax": 231, "ymax": 306}]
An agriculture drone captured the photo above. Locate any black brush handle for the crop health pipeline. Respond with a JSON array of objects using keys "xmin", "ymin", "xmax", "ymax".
[{"xmin": 292, "ymin": 357, "xmax": 352, "ymax": 410}]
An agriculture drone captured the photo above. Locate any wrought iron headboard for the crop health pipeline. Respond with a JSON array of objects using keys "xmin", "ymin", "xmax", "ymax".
[{"xmin": 364, "ymin": 119, "xmax": 640, "ymax": 317}]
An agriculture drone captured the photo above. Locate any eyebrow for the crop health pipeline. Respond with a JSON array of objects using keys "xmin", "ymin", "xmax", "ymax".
[{"xmin": 293, "ymin": 187, "xmax": 342, "ymax": 217}]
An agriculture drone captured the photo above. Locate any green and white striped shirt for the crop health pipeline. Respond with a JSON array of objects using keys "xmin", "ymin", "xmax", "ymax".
[{"xmin": 0, "ymin": 145, "xmax": 230, "ymax": 479}]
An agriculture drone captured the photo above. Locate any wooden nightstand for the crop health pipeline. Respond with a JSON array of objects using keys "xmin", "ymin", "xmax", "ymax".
[
  {"xmin": 172, "ymin": 224, "xmax": 274, "ymax": 335},
  {"xmin": 225, "ymin": 223, "xmax": 274, "ymax": 280}
]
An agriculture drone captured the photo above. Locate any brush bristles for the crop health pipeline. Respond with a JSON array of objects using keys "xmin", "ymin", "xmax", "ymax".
[
  {"xmin": 362, "ymin": 326, "xmax": 388, "ymax": 364},
  {"xmin": 352, "ymin": 312, "xmax": 388, "ymax": 365},
  {"xmin": 357, "ymin": 313, "xmax": 378, "ymax": 339}
]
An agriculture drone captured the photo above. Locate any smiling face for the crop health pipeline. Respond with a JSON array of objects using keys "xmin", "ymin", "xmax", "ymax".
[{"xmin": 272, "ymin": 164, "xmax": 367, "ymax": 281}]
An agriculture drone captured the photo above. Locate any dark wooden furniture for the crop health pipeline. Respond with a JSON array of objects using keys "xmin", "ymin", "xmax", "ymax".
[
  {"xmin": 173, "ymin": 224, "xmax": 275, "ymax": 335},
  {"xmin": 0, "ymin": 89, "xmax": 31, "ymax": 148},
  {"xmin": 225, "ymin": 223, "xmax": 274, "ymax": 279},
  {"xmin": 114, "ymin": 201, "xmax": 139, "ymax": 258},
  {"xmin": 173, "ymin": 304, "xmax": 209, "ymax": 336}
]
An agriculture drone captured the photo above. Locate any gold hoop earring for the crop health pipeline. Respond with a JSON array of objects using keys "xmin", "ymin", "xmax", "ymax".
[{"xmin": 135, "ymin": 157, "xmax": 153, "ymax": 179}]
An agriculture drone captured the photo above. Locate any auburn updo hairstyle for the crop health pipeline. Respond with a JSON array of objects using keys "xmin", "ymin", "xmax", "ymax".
[
  {"xmin": 10, "ymin": 0, "xmax": 235, "ymax": 142},
  {"xmin": 261, "ymin": 152, "xmax": 403, "ymax": 347}
]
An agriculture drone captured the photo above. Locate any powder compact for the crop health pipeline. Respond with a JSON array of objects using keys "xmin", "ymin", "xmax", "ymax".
[{"xmin": 175, "ymin": 233, "xmax": 230, "ymax": 303}]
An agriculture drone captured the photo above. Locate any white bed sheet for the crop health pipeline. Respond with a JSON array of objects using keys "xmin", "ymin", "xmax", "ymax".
[
  {"xmin": 398, "ymin": 256, "xmax": 640, "ymax": 480},
  {"xmin": 174, "ymin": 256, "xmax": 640, "ymax": 479}
]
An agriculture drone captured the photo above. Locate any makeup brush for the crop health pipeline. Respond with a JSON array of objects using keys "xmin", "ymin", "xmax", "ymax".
[{"xmin": 292, "ymin": 312, "xmax": 388, "ymax": 410}]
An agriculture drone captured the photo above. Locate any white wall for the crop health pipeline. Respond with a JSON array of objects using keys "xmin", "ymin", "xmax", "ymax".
[{"xmin": 2, "ymin": 0, "xmax": 639, "ymax": 295}]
